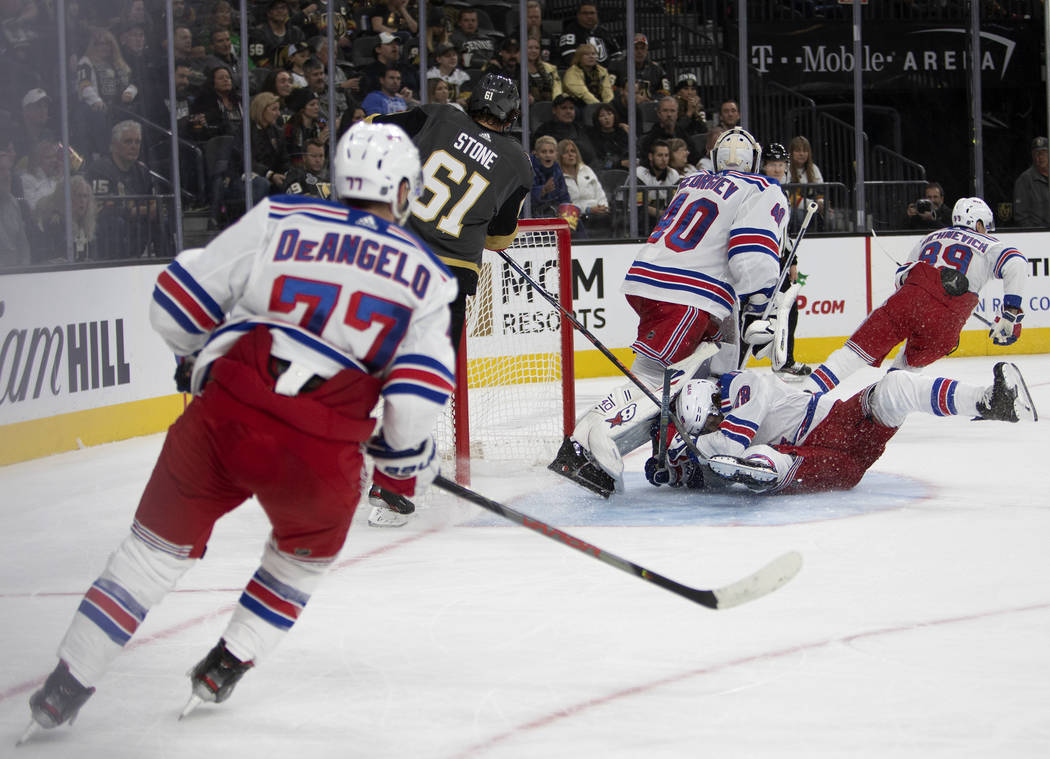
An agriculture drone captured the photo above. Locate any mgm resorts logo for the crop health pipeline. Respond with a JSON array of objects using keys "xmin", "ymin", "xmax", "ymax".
[{"xmin": 0, "ymin": 301, "xmax": 131, "ymax": 405}]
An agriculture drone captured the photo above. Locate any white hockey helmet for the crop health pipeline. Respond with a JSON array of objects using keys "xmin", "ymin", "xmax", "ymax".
[
  {"xmin": 333, "ymin": 122, "xmax": 422, "ymax": 224},
  {"xmin": 714, "ymin": 127, "xmax": 762, "ymax": 173},
  {"xmin": 676, "ymin": 379, "xmax": 720, "ymax": 436},
  {"xmin": 951, "ymin": 196, "xmax": 994, "ymax": 232}
]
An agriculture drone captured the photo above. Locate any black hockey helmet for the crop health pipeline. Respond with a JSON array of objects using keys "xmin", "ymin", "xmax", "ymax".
[
  {"xmin": 467, "ymin": 72, "xmax": 520, "ymax": 128},
  {"xmin": 763, "ymin": 142, "xmax": 788, "ymax": 163}
]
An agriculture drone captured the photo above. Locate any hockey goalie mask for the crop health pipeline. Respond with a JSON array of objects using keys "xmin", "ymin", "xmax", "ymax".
[
  {"xmin": 951, "ymin": 197, "xmax": 995, "ymax": 233},
  {"xmin": 714, "ymin": 127, "xmax": 762, "ymax": 173},
  {"xmin": 677, "ymin": 379, "xmax": 722, "ymax": 436},
  {"xmin": 334, "ymin": 122, "xmax": 422, "ymax": 224}
]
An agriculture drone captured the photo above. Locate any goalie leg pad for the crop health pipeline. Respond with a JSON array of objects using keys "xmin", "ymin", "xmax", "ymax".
[{"xmin": 771, "ymin": 284, "xmax": 800, "ymax": 371}]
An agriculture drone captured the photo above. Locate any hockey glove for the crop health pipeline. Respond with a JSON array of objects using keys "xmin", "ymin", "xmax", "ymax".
[
  {"xmin": 366, "ymin": 433, "xmax": 440, "ymax": 497},
  {"xmin": 174, "ymin": 356, "xmax": 195, "ymax": 393},
  {"xmin": 989, "ymin": 307, "xmax": 1023, "ymax": 346},
  {"xmin": 643, "ymin": 454, "xmax": 704, "ymax": 489}
]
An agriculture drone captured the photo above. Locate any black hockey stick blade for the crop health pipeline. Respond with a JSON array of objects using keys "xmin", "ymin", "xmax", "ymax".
[{"xmin": 433, "ymin": 475, "xmax": 802, "ymax": 610}]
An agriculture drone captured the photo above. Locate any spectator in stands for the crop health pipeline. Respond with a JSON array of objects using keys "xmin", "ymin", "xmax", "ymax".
[
  {"xmin": 557, "ymin": 2, "xmax": 619, "ymax": 67},
  {"xmin": 426, "ymin": 43, "xmax": 470, "ymax": 104},
  {"xmin": 86, "ymin": 120, "xmax": 157, "ymax": 259},
  {"xmin": 609, "ymin": 33, "xmax": 667, "ymax": 101},
  {"xmin": 486, "ymin": 37, "xmax": 520, "ymax": 79},
  {"xmin": 335, "ymin": 105, "xmax": 367, "ymax": 138},
  {"xmin": 200, "ymin": 1, "xmax": 239, "ymax": 53},
  {"xmin": 451, "ymin": 8, "xmax": 494, "ymax": 69},
  {"xmin": 307, "ymin": 36, "xmax": 360, "ymax": 112},
  {"xmin": 249, "ymin": 0, "xmax": 303, "ymax": 70},
  {"xmin": 249, "ymin": 92, "xmax": 290, "ymax": 192},
  {"xmin": 260, "ymin": 69, "xmax": 296, "ymax": 127},
  {"xmin": 526, "ymin": 37, "xmax": 561, "ymax": 104},
  {"xmin": 674, "ymin": 73, "xmax": 707, "ymax": 138},
  {"xmin": 530, "ymin": 135, "xmax": 571, "ymax": 217},
  {"xmin": 286, "ymin": 43, "xmax": 312, "ymax": 88},
  {"xmin": 667, "ymin": 137, "xmax": 698, "ymax": 178},
  {"xmin": 787, "ymin": 134, "xmax": 826, "ymax": 231},
  {"xmin": 202, "ymin": 28, "xmax": 242, "ymax": 83},
  {"xmin": 587, "ymin": 102, "xmax": 630, "ymax": 171},
  {"xmin": 1012, "ymin": 136, "xmax": 1049, "ymax": 228},
  {"xmin": 281, "ymin": 138, "xmax": 330, "ymax": 198},
  {"xmin": 558, "ymin": 138, "xmax": 609, "ymax": 237},
  {"xmin": 76, "ymin": 28, "xmax": 138, "ymax": 156},
  {"xmin": 367, "ymin": 0, "xmax": 418, "ymax": 39},
  {"xmin": 360, "ymin": 32, "xmax": 419, "ymax": 101},
  {"xmin": 716, "ymin": 99, "xmax": 740, "ymax": 130},
  {"xmin": 562, "ymin": 43, "xmax": 613, "ymax": 106},
  {"xmin": 172, "ymin": 25, "xmax": 208, "ymax": 90},
  {"xmin": 362, "ymin": 67, "xmax": 414, "ymax": 116},
  {"xmin": 698, "ymin": 126, "xmax": 724, "ymax": 172},
  {"xmin": 0, "ymin": 136, "xmax": 30, "ymax": 268},
  {"xmin": 14, "ymin": 88, "xmax": 51, "ymax": 159},
  {"xmin": 638, "ymin": 96, "xmax": 700, "ymax": 165},
  {"xmin": 424, "ymin": 5, "xmax": 451, "ymax": 57},
  {"xmin": 19, "ymin": 135, "xmax": 63, "ymax": 211},
  {"xmin": 611, "ymin": 80, "xmax": 645, "ymax": 135},
  {"xmin": 303, "ymin": 57, "xmax": 351, "ymax": 124},
  {"xmin": 512, "ymin": 0, "xmax": 556, "ymax": 63},
  {"xmin": 762, "ymin": 141, "xmax": 788, "ymax": 182},
  {"xmin": 284, "ymin": 87, "xmax": 328, "ymax": 163},
  {"xmin": 534, "ymin": 94, "xmax": 597, "ymax": 168},
  {"xmin": 903, "ymin": 180, "xmax": 951, "ymax": 230},
  {"xmin": 118, "ymin": 23, "xmax": 152, "ymax": 111},
  {"xmin": 32, "ymin": 175, "xmax": 99, "ymax": 262},
  {"xmin": 188, "ymin": 65, "xmax": 244, "ymax": 142},
  {"xmin": 426, "ymin": 77, "xmax": 461, "ymax": 110},
  {"xmin": 636, "ymin": 138, "xmax": 679, "ymax": 226}
]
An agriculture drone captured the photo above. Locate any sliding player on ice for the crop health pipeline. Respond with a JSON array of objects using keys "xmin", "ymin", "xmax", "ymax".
[
  {"xmin": 550, "ymin": 127, "xmax": 789, "ymax": 497},
  {"xmin": 22, "ymin": 123, "xmax": 455, "ymax": 740},
  {"xmin": 646, "ymin": 362, "xmax": 1037, "ymax": 495},
  {"xmin": 803, "ymin": 197, "xmax": 1028, "ymax": 394}
]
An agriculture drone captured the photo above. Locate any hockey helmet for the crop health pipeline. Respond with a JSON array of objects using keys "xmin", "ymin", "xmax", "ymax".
[
  {"xmin": 333, "ymin": 122, "xmax": 422, "ymax": 224},
  {"xmin": 951, "ymin": 196, "xmax": 995, "ymax": 233},
  {"xmin": 714, "ymin": 127, "xmax": 762, "ymax": 173},
  {"xmin": 467, "ymin": 72, "xmax": 521, "ymax": 129},
  {"xmin": 763, "ymin": 142, "xmax": 788, "ymax": 164},
  {"xmin": 676, "ymin": 379, "xmax": 721, "ymax": 437}
]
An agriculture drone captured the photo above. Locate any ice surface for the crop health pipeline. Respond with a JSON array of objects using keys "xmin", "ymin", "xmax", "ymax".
[{"xmin": 1, "ymin": 356, "xmax": 1048, "ymax": 758}]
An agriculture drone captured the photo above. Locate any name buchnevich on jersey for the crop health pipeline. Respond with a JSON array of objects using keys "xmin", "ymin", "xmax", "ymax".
[{"xmin": 271, "ymin": 228, "xmax": 433, "ymax": 299}]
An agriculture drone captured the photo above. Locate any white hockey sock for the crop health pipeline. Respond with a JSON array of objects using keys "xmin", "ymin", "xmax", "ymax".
[
  {"xmin": 58, "ymin": 530, "xmax": 196, "ymax": 687},
  {"xmin": 803, "ymin": 342, "xmax": 871, "ymax": 393},
  {"xmin": 868, "ymin": 371, "xmax": 984, "ymax": 427},
  {"xmin": 221, "ymin": 538, "xmax": 331, "ymax": 663}
]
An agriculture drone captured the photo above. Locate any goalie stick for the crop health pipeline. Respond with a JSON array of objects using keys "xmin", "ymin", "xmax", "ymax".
[{"xmin": 433, "ymin": 475, "xmax": 802, "ymax": 609}]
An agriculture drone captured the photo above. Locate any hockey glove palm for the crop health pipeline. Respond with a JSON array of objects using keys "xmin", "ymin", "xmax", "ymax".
[
  {"xmin": 990, "ymin": 308, "xmax": 1023, "ymax": 346},
  {"xmin": 366, "ymin": 433, "xmax": 439, "ymax": 497}
]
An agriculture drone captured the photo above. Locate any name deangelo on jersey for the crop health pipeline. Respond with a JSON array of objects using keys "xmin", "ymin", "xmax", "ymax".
[{"xmin": 272, "ymin": 227, "xmax": 433, "ymax": 299}]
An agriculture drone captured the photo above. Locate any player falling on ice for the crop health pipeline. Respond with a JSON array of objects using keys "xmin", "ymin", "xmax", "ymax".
[
  {"xmin": 366, "ymin": 72, "xmax": 533, "ymax": 526},
  {"xmin": 645, "ymin": 363, "xmax": 1037, "ymax": 495},
  {"xmin": 549, "ymin": 127, "xmax": 789, "ymax": 497},
  {"xmin": 22, "ymin": 122, "xmax": 455, "ymax": 741},
  {"xmin": 803, "ymin": 197, "xmax": 1028, "ymax": 394}
]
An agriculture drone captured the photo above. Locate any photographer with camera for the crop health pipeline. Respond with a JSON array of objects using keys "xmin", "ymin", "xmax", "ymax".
[{"xmin": 904, "ymin": 181, "xmax": 951, "ymax": 230}]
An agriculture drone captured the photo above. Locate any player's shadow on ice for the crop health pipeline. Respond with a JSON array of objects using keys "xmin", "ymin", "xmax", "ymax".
[{"xmin": 464, "ymin": 470, "xmax": 928, "ymax": 528}]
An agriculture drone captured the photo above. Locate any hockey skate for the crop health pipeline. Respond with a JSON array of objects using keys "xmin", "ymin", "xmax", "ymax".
[
  {"xmin": 367, "ymin": 484, "xmax": 416, "ymax": 527},
  {"xmin": 703, "ymin": 455, "xmax": 779, "ymax": 493},
  {"xmin": 774, "ymin": 362, "xmax": 812, "ymax": 381},
  {"xmin": 976, "ymin": 362, "xmax": 1038, "ymax": 423},
  {"xmin": 548, "ymin": 436, "xmax": 617, "ymax": 498},
  {"xmin": 179, "ymin": 639, "xmax": 253, "ymax": 719},
  {"xmin": 22, "ymin": 661, "xmax": 95, "ymax": 741}
]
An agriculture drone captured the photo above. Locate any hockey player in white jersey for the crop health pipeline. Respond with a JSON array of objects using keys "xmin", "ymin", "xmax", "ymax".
[
  {"xmin": 804, "ymin": 197, "xmax": 1028, "ymax": 394},
  {"xmin": 22, "ymin": 122, "xmax": 456, "ymax": 740},
  {"xmin": 647, "ymin": 361, "xmax": 1037, "ymax": 495},
  {"xmin": 549, "ymin": 127, "xmax": 789, "ymax": 497}
]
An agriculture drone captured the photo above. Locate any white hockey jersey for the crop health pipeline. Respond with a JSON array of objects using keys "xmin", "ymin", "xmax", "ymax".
[
  {"xmin": 621, "ymin": 170, "xmax": 789, "ymax": 321},
  {"xmin": 694, "ymin": 370, "xmax": 836, "ymax": 459},
  {"xmin": 897, "ymin": 226, "xmax": 1027, "ymax": 310},
  {"xmin": 149, "ymin": 195, "xmax": 458, "ymax": 450}
]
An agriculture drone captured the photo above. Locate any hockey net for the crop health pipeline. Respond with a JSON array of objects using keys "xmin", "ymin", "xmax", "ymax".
[{"xmin": 435, "ymin": 219, "xmax": 575, "ymax": 484}]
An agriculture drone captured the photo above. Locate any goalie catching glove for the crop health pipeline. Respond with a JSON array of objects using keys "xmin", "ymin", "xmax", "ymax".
[
  {"xmin": 366, "ymin": 433, "xmax": 439, "ymax": 497},
  {"xmin": 989, "ymin": 307, "xmax": 1023, "ymax": 346}
]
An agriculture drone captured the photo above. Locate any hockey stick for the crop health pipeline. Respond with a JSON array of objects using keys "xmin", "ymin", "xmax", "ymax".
[
  {"xmin": 738, "ymin": 201, "xmax": 818, "ymax": 369},
  {"xmin": 655, "ymin": 368, "xmax": 672, "ymax": 472},
  {"xmin": 496, "ymin": 249, "xmax": 715, "ymax": 468},
  {"xmin": 432, "ymin": 475, "xmax": 802, "ymax": 609}
]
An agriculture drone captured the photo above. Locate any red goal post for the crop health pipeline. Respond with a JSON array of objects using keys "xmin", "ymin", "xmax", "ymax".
[{"xmin": 438, "ymin": 219, "xmax": 576, "ymax": 484}]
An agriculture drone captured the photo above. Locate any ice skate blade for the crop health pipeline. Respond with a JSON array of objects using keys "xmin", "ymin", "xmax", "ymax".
[
  {"xmin": 178, "ymin": 695, "xmax": 203, "ymax": 721},
  {"xmin": 15, "ymin": 720, "xmax": 40, "ymax": 747}
]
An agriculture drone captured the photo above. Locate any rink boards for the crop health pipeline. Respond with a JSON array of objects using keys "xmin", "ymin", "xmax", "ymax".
[{"xmin": 2, "ymin": 230, "xmax": 1049, "ymax": 465}]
